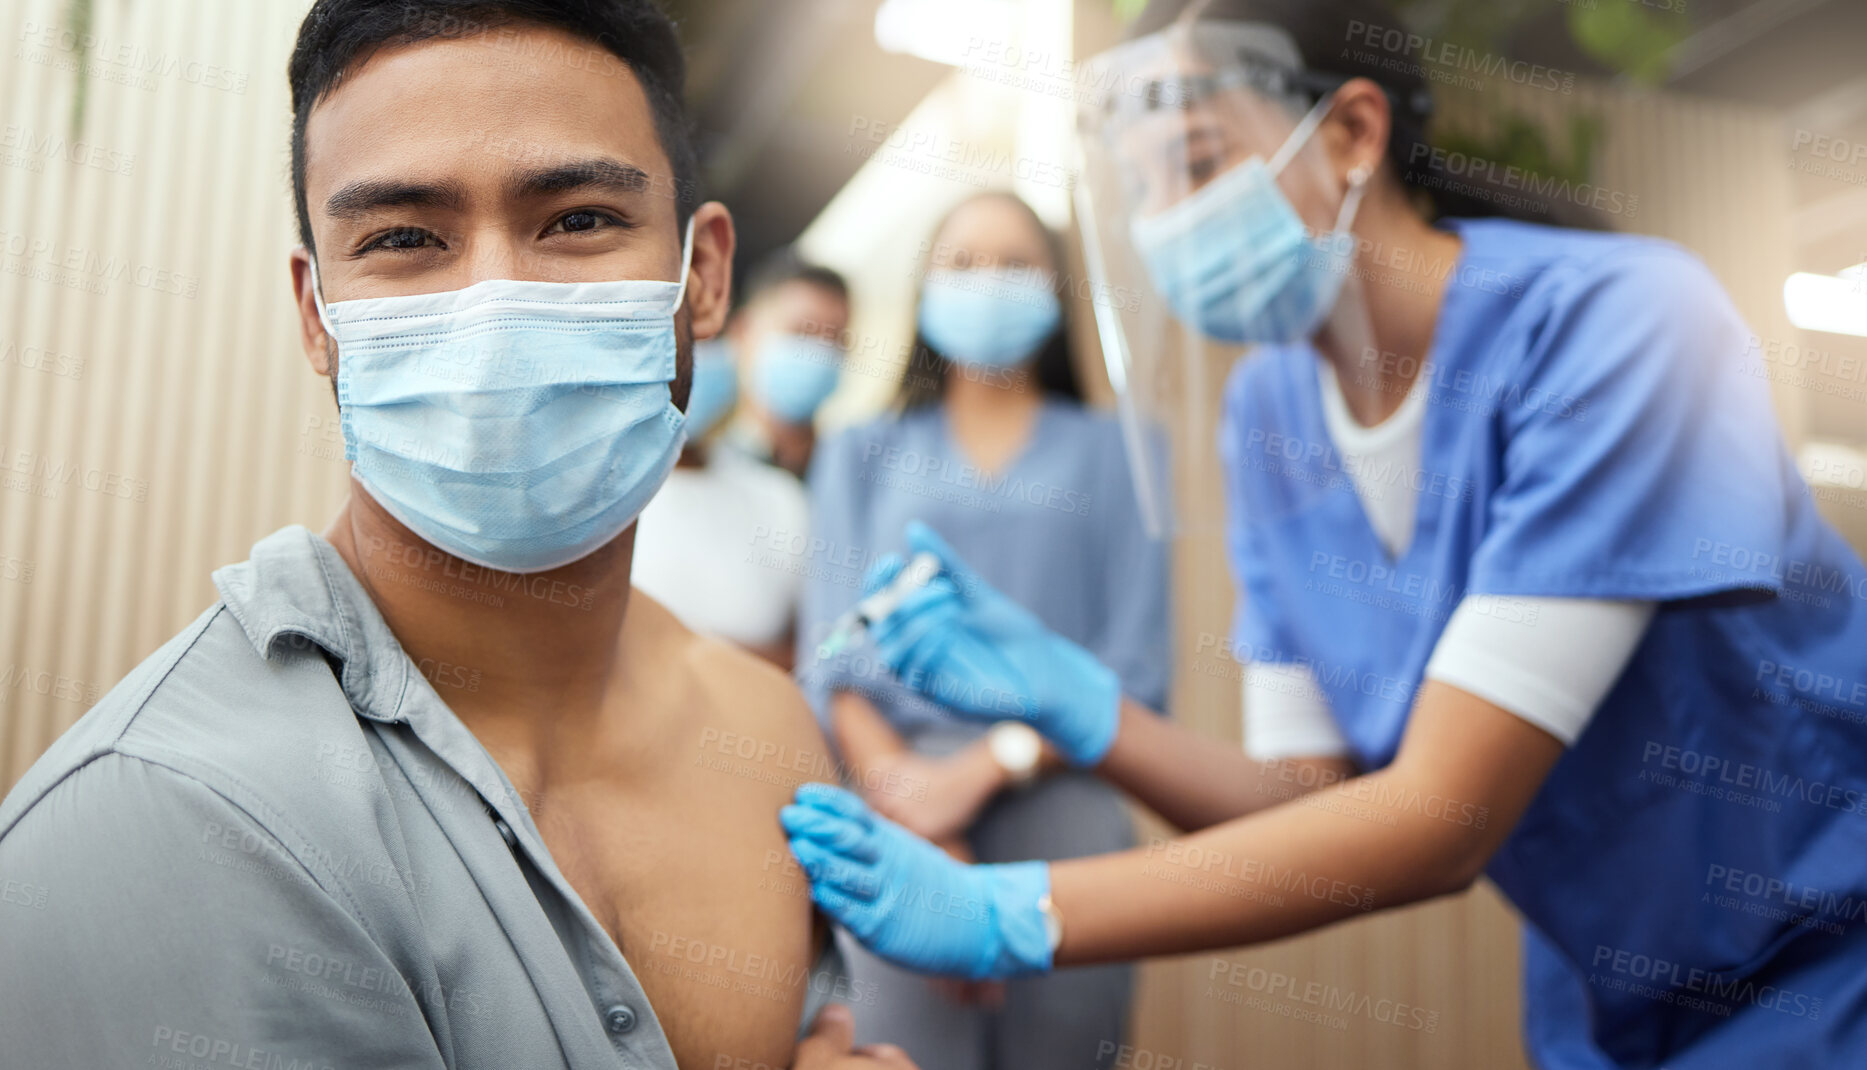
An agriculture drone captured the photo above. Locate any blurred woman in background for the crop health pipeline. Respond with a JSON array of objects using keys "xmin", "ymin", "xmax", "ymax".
[{"xmin": 797, "ymin": 191, "xmax": 1170, "ymax": 1069}]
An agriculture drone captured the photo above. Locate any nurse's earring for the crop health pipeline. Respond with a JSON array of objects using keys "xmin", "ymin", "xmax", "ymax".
[{"xmin": 1334, "ymin": 163, "xmax": 1373, "ymax": 240}]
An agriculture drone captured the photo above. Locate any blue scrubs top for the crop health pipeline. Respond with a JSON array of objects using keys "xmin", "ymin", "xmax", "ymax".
[
  {"xmin": 799, "ymin": 399, "xmax": 1170, "ymax": 739},
  {"xmin": 1222, "ymin": 218, "xmax": 1867, "ymax": 1068}
]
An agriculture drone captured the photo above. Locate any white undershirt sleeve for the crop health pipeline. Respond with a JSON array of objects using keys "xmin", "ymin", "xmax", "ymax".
[
  {"xmin": 1242, "ymin": 662, "xmax": 1351, "ymax": 761},
  {"xmin": 1424, "ymin": 596, "xmax": 1657, "ymax": 746}
]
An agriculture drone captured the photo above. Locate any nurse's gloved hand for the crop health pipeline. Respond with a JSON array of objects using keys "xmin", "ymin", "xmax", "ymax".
[
  {"xmin": 865, "ymin": 521, "xmax": 1120, "ymax": 766},
  {"xmin": 782, "ymin": 783, "xmax": 1052, "ymax": 982}
]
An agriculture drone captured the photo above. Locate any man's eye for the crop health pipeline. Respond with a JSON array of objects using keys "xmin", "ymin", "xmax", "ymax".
[
  {"xmin": 361, "ymin": 228, "xmax": 441, "ymax": 253},
  {"xmin": 548, "ymin": 210, "xmax": 623, "ymax": 235}
]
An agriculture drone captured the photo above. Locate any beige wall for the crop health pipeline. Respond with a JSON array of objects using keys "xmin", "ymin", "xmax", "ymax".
[
  {"xmin": 0, "ymin": 3, "xmax": 1800, "ymax": 1068},
  {"xmin": 2, "ymin": 0, "xmax": 345, "ymax": 786}
]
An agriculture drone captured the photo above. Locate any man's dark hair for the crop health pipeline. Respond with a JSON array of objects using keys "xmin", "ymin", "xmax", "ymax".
[
  {"xmin": 740, "ymin": 247, "xmax": 850, "ymax": 309},
  {"xmin": 288, "ymin": 0, "xmax": 700, "ymax": 254}
]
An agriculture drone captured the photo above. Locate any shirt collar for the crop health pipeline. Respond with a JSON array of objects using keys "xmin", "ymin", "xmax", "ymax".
[{"xmin": 212, "ymin": 525, "xmax": 412, "ymax": 725}]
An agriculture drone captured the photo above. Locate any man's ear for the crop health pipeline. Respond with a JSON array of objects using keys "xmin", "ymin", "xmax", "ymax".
[
  {"xmin": 684, "ymin": 201, "xmax": 736, "ymax": 342},
  {"xmin": 289, "ymin": 246, "xmax": 333, "ymax": 377}
]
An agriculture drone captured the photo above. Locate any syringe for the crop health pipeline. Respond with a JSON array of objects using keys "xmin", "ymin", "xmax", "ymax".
[{"xmin": 814, "ymin": 551, "xmax": 943, "ymax": 661}]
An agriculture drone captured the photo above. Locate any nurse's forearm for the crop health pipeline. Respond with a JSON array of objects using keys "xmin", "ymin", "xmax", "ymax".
[
  {"xmin": 1094, "ymin": 698, "xmax": 1355, "ymax": 832},
  {"xmin": 830, "ymin": 690, "xmax": 909, "ymax": 771},
  {"xmin": 1048, "ymin": 764, "xmax": 1470, "ymax": 964},
  {"xmin": 1053, "ymin": 681, "xmax": 1563, "ymax": 964}
]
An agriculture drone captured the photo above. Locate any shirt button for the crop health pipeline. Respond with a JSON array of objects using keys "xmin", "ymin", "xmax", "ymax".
[
  {"xmin": 604, "ymin": 1003, "xmax": 637, "ymax": 1035},
  {"xmin": 494, "ymin": 818, "xmax": 517, "ymax": 848}
]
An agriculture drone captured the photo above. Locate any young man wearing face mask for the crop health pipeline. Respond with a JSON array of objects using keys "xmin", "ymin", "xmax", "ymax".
[
  {"xmin": 721, "ymin": 252, "xmax": 854, "ymax": 479},
  {"xmin": 630, "ymin": 255, "xmax": 853, "ymax": 669},
  {"xmin": 0, "ymin": 5, "xmax": 916, "ymax": 1070}
]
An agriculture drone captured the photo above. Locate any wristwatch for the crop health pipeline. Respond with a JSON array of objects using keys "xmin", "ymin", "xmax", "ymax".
[{"xmin": 987, "ymin": 722, "xmax": 1043, "ymax": 786}]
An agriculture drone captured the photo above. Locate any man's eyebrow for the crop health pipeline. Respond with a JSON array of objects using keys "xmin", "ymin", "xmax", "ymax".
[
  {"xmin": 324, "ymin": 178, "xmax": 467, "ymax": 222},
  {"xmin": 508, "ymin": 158, "xmax": 651, "ymax": 199}
]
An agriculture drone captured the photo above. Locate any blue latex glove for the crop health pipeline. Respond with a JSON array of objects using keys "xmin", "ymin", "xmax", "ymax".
[
  {"xmin": 781, "ymin": 783, "xmax": 1053, "ymax": 981},
  {"xmin": 863, "ymin": 521, "xmax": 1121, "ymax": 766}
]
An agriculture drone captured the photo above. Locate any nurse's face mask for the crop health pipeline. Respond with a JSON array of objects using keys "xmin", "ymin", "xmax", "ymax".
[
  {"xmin": 1128, "ymin": 93, "xmax": 1369, "ymax": 346},
  {"xmin": 310, "ymin": 220, "xmax": 695, "ymax": 574},
  {"xmin": 1074, "ymin": 19, "xmax": 1400, "ymax": 537}
]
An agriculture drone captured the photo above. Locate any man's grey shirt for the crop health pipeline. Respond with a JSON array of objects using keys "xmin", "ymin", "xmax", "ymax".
[{"xmin": 0, "ymin": 526, "xmax": 826, "ymax": 1068}]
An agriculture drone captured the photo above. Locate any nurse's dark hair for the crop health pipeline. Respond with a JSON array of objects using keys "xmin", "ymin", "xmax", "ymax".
[
  {"xmin": 1132, "ymin": 0, "xmax": 1605, "ymax": 228},
  {"xmin": 287, "ymin": 0, "xmax": 699, "ymax": 255},
  {"xmin": 895, "ymin": 192, "xmax": 1084, "ymax": 412}
]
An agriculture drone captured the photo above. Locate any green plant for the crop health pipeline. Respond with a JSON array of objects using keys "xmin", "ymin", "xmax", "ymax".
[{"xmin": 1567, "ymin": 0, "xmax": 1691, "ymax": 86}]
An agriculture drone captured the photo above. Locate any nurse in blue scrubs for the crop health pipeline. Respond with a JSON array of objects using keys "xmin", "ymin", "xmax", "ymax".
[
  {"xmin": 798, "ymin": 191, "xmax": 1169, "ymax": 1069},
  {"xmin": 780, "ymin": 4, "xmax": 1867, "ymax": 1068}
]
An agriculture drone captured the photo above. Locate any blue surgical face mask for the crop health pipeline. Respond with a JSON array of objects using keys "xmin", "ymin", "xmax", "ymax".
[
  {"xmin": 917, "ymin": 268, "xmax": 1062, "ymax": 370},
  {"xmin": 751, "ymin": 333, "xmax": 843, "ymax": 424},
  {"xmin": 684, "ymin": 338, "xmax": 739, "ymax": 439},
  {"xmin": 1130, "ymin": 94, "xmax": 1368, "ymax": 346},
  {"xmin": 311, "ymin": 221, "xmax": 695, "ymax": 574}
]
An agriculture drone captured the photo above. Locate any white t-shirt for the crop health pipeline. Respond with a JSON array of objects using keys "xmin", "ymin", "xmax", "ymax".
[
  {"xmin": 1241, "ymin": 364, "xmax": 1656, "ymax": 760},
  {"xmin": 632, "ymin": 448, "xmax": 810, "ymax": 649}
]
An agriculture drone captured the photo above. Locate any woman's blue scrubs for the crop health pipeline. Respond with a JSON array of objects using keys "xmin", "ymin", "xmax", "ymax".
[{"xmin": 1221, "ymin": 218, "xmax": 1867, "ymax": 1068}]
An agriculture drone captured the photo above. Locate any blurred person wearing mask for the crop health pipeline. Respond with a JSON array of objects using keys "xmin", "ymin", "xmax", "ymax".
[
  {"xmin": 722, "ymin": 252, "xmax": 852, "ymax": 478},
  {"xmin": 0, "ymin": 4, "xmax": 917, "ymax": 1069},
  {"xmin": 633, "ymin": 332, "xmax": 810, "ymax": 668},
  {"xmin": 796, "ymin": 191, "xmax": 1170, "ymax": 1069}
]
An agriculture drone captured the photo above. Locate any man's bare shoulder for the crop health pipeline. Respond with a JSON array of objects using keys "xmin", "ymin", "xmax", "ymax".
[{"xmin": 628, "ymin": 590, "xmax": 828, "ymax": 759}]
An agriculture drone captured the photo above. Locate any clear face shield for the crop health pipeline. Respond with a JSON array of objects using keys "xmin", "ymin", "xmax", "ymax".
[{"xmin": 1074, "ymin": 20, "xmax": 1378, "ymax": 538}]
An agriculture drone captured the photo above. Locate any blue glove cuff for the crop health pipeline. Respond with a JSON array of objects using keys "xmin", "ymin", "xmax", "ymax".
[
  {"xmin": 979, "ymin": 861, "xmax": 1054, "ymax": 979},
  {"xmin": 1052, "ymin": 650, "xmax": 1121, "ymax": 767}
]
